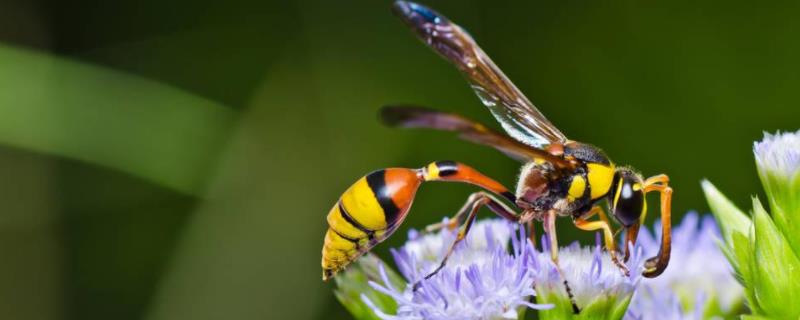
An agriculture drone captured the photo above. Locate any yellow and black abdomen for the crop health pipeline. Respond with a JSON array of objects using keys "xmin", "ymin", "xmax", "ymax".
[{"xmin": 322, "ymin": 168, "xmax": 421, "ymax": 280}]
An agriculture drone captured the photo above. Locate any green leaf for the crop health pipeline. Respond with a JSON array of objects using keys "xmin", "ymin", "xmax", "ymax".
[
  {"xmin": 751, "ymin": 198, "xmax": 800, "ymax": 318},
  {"xmin": 757, "ymin": 163, "xmax": 800, "ymax": 260},
  {"xmin": 0, "ymin": 45, "xmax": 236, "ymax": 195},
  {"xmin": 334, "ymin": 254, "xmax": 403, "ymax": 320},
  {"xmin": 702, "ymin": 180, "xmax": 752, "ymax": 248},
  {"xmin": 701, "ymin": 294, "xmax": 746, "ymax": 319},
  {"xmin": 740, "ymin": 315, "xmax": 771, "ymax": 320},
  {"xmin": 731, "ymin": 231, "xmax": 760, "ymax": 315},
  {"xmin": 535, "ymin": 285, "xmax": 631, "ymax": 320},
  {"xmin": 717, "ymin": 238, "xmax": 740, "ymax": 281},
  {"xmin": 535, "ymin": 288, "xmax": 578, "ymax": 320}
]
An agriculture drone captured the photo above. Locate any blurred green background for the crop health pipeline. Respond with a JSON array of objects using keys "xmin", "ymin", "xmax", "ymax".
[{"xmin": 0, "ymin": 0, "xmax": 798, "ymax": 319}]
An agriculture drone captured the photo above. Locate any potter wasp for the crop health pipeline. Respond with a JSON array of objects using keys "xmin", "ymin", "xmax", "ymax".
[{"xmin": 321, "ymin": 1, "xmax": 673, "ymax": 305}]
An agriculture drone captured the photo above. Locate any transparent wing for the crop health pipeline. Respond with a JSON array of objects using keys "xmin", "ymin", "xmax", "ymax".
[
  {"xmin": 381, "ymin": 105, "xmax": 571, "ymax": 168},
  {"xmin": 392, "ymin": 1, "xmax": 568, "ymax": 148}
]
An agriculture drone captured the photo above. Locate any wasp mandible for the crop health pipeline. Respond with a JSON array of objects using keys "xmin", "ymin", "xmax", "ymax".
[{"xmin": 321, "ymin": 1, "xmax": 672, "ymax": 295}]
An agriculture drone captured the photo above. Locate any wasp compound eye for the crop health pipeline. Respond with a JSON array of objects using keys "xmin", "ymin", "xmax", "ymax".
[{"xmin": 611, "ymin": 174, "xmax": 645, "ymax": 227}]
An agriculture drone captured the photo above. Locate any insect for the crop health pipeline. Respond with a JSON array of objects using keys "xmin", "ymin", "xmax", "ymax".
[{"xmin": 321, "ymin": 0, "xmax": 672, "ymax": 302}]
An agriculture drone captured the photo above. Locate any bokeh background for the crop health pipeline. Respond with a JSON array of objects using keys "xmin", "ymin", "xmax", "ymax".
[{"xmin": 0, "ymin": 0, "xmax": 798, "ymax": 319}]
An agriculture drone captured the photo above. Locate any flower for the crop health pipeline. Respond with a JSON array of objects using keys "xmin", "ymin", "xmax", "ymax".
[
  {"xmin": 531, "ymin": 234, "xmax": 642, "ymax": 320},
  {"xmin": 703, "ymin": 129, "xmax": 800, "ymax": 319},
  {"xmin": 754, "ymin": 130, "xmax": 800, "ymax": 258},
  {"xmin": 351, "ymin": 218, "xmax": 645, "ymax": 320},
  {"xmin": 362, "ymin": 219, "xmax": 551, "ymax": 320},
  {"xmin": 626, "ymin": 212, "xmax": 744, "ymax": 319},
  {"xmin": 754, "ymin": 129, "xmax": 800, "ymax": 180}
]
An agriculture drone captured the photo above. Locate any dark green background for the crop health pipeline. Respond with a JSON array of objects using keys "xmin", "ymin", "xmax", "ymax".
[{"xmin": 0, "ymin": 0, "xmax": 797, "ymax": 319}]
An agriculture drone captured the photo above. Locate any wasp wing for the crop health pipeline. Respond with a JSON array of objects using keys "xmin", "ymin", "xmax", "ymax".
[
  {"xmin": 392, "ymin": 1, "xmax": 568, "ymax": 149},
  {"xmin": 381, "ymin": 105, "xmax": 571, "ymax": 168}
]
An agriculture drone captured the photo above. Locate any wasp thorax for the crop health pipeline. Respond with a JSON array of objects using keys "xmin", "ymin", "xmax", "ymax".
[
  {"xmin": 609, "ymin": 168, "xmax": 645, "ymax": 227},
  {"xmin": 514, "ymin": 161, "xmax": 556, "ymax": 212}
]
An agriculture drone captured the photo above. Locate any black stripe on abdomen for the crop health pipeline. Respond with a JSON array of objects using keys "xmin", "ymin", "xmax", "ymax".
[
  {"xmin": 330, "ymin": 228, "xmax": 361, "ymax": 250},
  {"xmin": 338, "ymin": 200, "xmax": 375, "ymax": 241},
  {"xmin": 435, "ymin": 160, "xmax": 458, "ymax": 177},
  {"xmin": 365, "ymin": 170, "xmax": 401, "ymax": 227}
]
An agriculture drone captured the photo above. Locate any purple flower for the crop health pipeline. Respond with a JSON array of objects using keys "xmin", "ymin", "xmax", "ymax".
[
  {"xmin": 361, "ymin": 218, "xmax": 646, "ymax": 319},
  {"xmin": 754, "ymin": 129, "xmax": 800, "ymax": 179},
  {"xmin": 362, "ymin": 219, "xmax": 551, "ymax": 319},
  {"xmin": 530, "ymin": 233, "xmax": 643, "ymax": 319},
  {"xmin": 626, "ymin": 212, "xmax": 743, "ymax": 319}
]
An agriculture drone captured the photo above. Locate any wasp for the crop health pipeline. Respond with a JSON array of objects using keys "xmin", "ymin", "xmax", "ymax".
[{"xmin": 321, "ymin": 0, "xmax": 672, "ymax": 301}]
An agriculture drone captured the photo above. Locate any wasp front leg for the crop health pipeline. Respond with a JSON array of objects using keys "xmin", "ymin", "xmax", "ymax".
[
  {"xmin": 573, "ymin": 206, "xmax": 630, "ymax": 276},
  {"xmin": 641, "ymin": 174, "xmax": 672, "ymax": 278},
  {"xmin": 623, "ymin": 223, "xmax": 641, "ymax": 262}
]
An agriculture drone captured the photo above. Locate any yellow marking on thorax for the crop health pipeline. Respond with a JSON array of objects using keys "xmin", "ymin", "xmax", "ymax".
[
  {"xmin": 567, "ymin": 175, "xmax": 586, "ymax": 201},
  {"xmin": 340, "ymin": 177, "xmax": 388, "ymax": 231},
  {"xmin": 535, "ymin": 158, "xmax": 545, "ymax": 165},
  {"xmin": 587, "ymin": 163, "xmax": 616, "ymax": 200}
]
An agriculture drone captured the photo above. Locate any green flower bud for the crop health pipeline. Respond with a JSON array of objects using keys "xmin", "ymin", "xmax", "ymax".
[
  {"xmin": 754, "ymin": 130, "xmax": 800, "ymax": 257},
  {"xmin": 703, "ymin": 129, "xmax": 800, "ymax": 319}
]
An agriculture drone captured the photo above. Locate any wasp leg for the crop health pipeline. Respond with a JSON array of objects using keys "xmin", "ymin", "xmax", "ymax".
[
  {"xmin": 412, "ymin": 191, "xmax": 519, "ymax": 291},
  {"xmin": 642, "ymin": 174, "xmax": 672, "ymax": 278},
  {"xmin": 527, "ymin": 220, "xmax": 537, "ymax": 250},
  {"xmin": 544, "ymin": 209, "xmax": 581, "ymax": 314},
  {"xmin": 424, "ymin": 186, "xmax": 519, "ymax": 234},
  {"xmin": 593, "ymin": 205, "xmax": 617, "ymax": 239},
  {"xmin": 422, "ymin": 213, "xmax": 462, "ymax": 234},
  {"xmin": 574, "ymin": 206, "xmax": 630, "ymax": 276},
  {"xmin": 623, "ymin": 223, "xmax": 640, "ymax": 262}
]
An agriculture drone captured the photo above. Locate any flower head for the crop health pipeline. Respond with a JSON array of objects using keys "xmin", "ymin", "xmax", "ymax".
[
  {"xmin": 754, "ymin": 129, "xmax": 800, "ymax": 180},
  {"xmin": 363, "ymin": 219, "xmax": 550, "ymax": 320},
  {"xmin": 359, "ymin": 217, "xmax": 647, "ymax": 320},
  {"xmin": 531, "ymin": 234, "xmax": 642, "ymax": 319},
  {"xmin": 627, "ymin": 212, "xmax": 743, "ymax": 319},
  {"xmin": 753, "ymin": 130, "xmax": 800, "ymax": 258}
]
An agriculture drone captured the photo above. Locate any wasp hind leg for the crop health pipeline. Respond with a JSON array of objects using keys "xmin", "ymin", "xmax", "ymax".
[
  {"xmin": 573, "ymin": 206, "xmax": 630, "ymax": 276},
  {"xmin": 412, "ymin": 191, "xmax": 519, "ymax": 291},
  {"xmin": 422, "ymin": 187, "xmax": 518, "ymax": 235}
]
